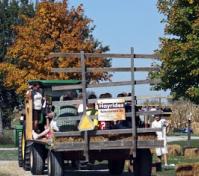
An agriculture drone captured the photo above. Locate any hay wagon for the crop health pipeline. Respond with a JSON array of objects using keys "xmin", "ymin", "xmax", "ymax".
[{"xmin": 18, "ymin": 50, "xmax": 164, "ymax": 176}]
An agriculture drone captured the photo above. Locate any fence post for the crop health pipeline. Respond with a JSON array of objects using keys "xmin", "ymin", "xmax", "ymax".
[{"xmin": 187, "ymin": 113, "xmax": 192, "ymax": 147}]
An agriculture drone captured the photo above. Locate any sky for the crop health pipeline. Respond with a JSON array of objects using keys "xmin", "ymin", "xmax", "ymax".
[{"xmin": 67, "ymin": 0, "xmax": 170, "ymax": 100}]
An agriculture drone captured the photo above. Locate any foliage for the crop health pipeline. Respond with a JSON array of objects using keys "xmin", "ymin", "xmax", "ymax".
[
  {"xmin": 0, "ymin": 0, "xmax": 110, "ymax": 94},
  {"xmin": 0, "ymin": 0, "xmax": 34, "ymax": 126},
  {"xmin": 153, "ymin": 0, "xmax": 199, "ymax": 104},
  {"xmin": 0, "ymin": 0, "xmax": 34, "ymax": 61}
]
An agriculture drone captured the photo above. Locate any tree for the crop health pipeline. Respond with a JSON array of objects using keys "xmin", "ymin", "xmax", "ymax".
[
  {"xmin": 0, "ymin": 0, "xmax": 34, "ymax": 61},
  {"xmin": 0, "ymin": 0, "xmax": 34, "ymax": 129},
  {"xmin": 0, "ymin": 0, "xmax": 110, "ymax": 94},
  {"xmin": 153, "ymin": 0, "xmax": 199, "ymax": 104}
]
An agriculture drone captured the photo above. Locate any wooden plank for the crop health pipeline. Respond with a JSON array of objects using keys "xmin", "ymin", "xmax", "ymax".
[
  {"xmin": 134, "ymin": 54, "xmax": 159, "ymax": 59},
  {"xmin": 87, "ymin": 81, "xmax": 132, "ymax": 88},
  {"xmin": 53, "ymin": 140, "xmax": 163, "ymax": 151},
  {"xmin": 52, "ymin": 84, "xmax": 82, "ymax": 91},
  {"xmin": 87, "ymin": 80, "xmax": 160, "ymax": 88},
  {"xmin": 137, "ymin": 140, "xmax": 164, "ymax": 148},
  {"xmin": 52, "ymin": 67, "xmax": 160, "ymax": 73},
  {"xmin": 52, "ymin": 68, "xmax": 81, "ymax": 73},
  {"xmin": 54, "ymin": 128, "xmax": 161, "ymax": 137},
  {"xmin": 52, "ymin": 99, "xmax": 82, "ymax": 106},
  {"xmin": 49, "ymin": 52, "xmax": 158, "ymax": 59},
  {"xmin": 134, "ymin": 67, "xmax": 160, "ymax": 72}
]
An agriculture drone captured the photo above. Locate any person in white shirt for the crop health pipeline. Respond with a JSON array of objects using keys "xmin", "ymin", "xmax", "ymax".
[
  {"xmin": 151, "ymin": 113, "xmax": 169, "ymax": 167},
  {"xmin": 32, "ymin": 83, "xmax": 43, "ymax": 131}
]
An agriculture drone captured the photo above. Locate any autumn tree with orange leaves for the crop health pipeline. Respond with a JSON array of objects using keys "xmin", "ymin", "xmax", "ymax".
[{"xmin": 0, "ymin": 0, "xmax": 110, "ymax": 94}]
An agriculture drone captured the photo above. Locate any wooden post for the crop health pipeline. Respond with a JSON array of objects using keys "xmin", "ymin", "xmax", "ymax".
[
  {"xmin": 131, "ymin": 47, "xmax": 136, "ymax": 157},
  {"xmin": 81, "ymin": 51, "xmax": 89, "ymax": 162},
  {"xmin": 187, "ymin": 118, "xmax": 191, "ymax": 147}
]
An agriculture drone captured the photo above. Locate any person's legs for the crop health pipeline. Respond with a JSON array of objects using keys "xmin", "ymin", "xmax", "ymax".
[
  {"xmin": 156, "ymin": 148, "xmax": 163, "ymax": 171},
  {"xmin": 162, "ymin": 139, "xmax": 168, "ymax": 166},
  {"xmin": 163, "ymin": 153, "xmax": 168, "ymax": 166}
]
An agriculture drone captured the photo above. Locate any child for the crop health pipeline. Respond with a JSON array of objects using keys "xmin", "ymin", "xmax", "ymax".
[{"xmin": 32, "ymin": 106, "xmax": 59, "ymax": 139}]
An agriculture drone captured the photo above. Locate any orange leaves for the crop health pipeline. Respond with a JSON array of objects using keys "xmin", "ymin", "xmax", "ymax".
[{"xmin": 2, "ymin": 0, "xmax": 110, "ymax": 94}]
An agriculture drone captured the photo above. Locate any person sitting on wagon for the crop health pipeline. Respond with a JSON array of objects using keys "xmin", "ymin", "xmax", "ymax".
[
  {"xmin": 86, "ymin": 93, "xmax": 99, "ymax": 129},
  {"xmin": 32, "ymin": 106, "xmax": 59, "ymax": 139}
]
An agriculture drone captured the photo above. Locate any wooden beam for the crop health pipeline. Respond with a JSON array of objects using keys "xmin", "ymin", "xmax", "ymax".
[
  {"xmin": 49, "ymin": 52, "xmax": 159, "ymax": 59},
  {"xmin": 52, "ymin": 67, "xmax": 160, "ymax": 73},
  {"xmin": 52, "ymin": 84, "xmax": 82, "ymax": 91},
  {"xmin": 54, "ymin": 128, "xmax": 162, "ymax": 137},
  {"xmin": 52, "ymin": 140, "xmax": 163, "ymax": 151}
]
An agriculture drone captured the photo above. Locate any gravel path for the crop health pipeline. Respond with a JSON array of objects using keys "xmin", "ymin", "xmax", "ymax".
[
  {"xmin": 0, "ymin": 161, "xmax": 32, "ymax": 176},
  {"xmin": 0, "ymin": 161, "xmax": 133, "ymax": 176}
]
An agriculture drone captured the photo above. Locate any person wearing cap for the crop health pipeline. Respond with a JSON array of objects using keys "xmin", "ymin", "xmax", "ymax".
[{"xmin": 151, "ymin": 112, "xmax": 169, "ymax": 167}]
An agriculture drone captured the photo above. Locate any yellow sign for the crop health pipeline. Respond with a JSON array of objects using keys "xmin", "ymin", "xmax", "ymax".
[
  {"xmin": 97, "ymin": 98, "xmax": 125, "ymax": 121},
  {"xmin": 78, "ymin": 115, "xmax": 95, "ymax": 131}
]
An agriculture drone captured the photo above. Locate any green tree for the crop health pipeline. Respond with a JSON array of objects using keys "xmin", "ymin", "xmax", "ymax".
[
  {"xmin": 0, "ymin": 0, "xmax": 34, "ymax": 129},
  {"xmin": 0, "ymin": 0, "xmax": 34, "ymax": 61},
  {"xmin": 154, "ymin": 0, "xmax": 199, "ymax": 104}
]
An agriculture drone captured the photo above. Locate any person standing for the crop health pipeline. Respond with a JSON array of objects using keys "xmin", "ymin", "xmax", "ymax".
[
  {"xmin": 32, "ymin": 83, "xmax": 43, "ymax": 131},
  {"xmin": 151, "ymin": 113, "xmax": 169, "ymax": 167}
]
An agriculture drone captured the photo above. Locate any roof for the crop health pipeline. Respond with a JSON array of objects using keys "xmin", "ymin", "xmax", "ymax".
[{"xmin": 28, "ymin": 80, "xmax": 81, "ymax": 88}]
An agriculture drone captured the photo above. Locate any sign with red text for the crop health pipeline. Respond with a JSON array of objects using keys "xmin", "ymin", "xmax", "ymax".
[{"xmin": 97, "ymin": 98, "xmax": 125, "ymax": 121}]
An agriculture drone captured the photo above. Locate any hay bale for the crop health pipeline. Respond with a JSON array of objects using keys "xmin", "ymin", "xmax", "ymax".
[
  {"xmin": 184, "ymin": 148, "xmax": 199, "ymax": 158},
  {"xmin": 192, "ymin": 122, "xmax": 199, "ymax": 135},
  {"xmin": 168, "ymin": 144, "xmax": 182, "ymax": 156},
  {"xmin": 176, "ymin": 163, "xmax": 199, "ymax": 176},
  {"xmin": 176, "ymin": 163, "xmax": 194, "ymax": 176},
  {"xmin": 193, "ymin": 163, "xmax": 199, "ymax": 176}
]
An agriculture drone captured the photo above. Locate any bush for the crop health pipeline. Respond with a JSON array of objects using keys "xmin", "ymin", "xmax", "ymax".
[{"xmin": 0, "ymin": 130, "xmax": 14, "ymax": 145}]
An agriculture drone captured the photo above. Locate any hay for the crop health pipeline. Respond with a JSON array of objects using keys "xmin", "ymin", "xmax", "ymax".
[
  {"xmin": 54, "ymin": 133, "xmax": 157, "ymax": 144},
  {"xmin": 184, "ymin": 148, "xmax": 199, "ymax": 158},
  {"xmin": 168, "ymin": 144, "xmax": 182, "ymax": 156},
  {"xmin": 176, "ymin": 163, "xmax": 199, "ymax": 176},
  {"xmin": 192, "ymin": 122, "xmax": 199, "ymax": 135}
]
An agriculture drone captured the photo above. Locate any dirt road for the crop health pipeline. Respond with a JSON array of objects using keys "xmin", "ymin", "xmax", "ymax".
[
  {"xmin": 0, "ymin": 161, "xmax": 32, "ymax": 176},
  {"xmin": 0, "ymin": 161, "xmax": 132, "ymax": 176}
]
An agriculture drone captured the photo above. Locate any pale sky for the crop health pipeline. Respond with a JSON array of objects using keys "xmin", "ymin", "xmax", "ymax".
[{"xmin": 67, "ymin": 0, "xmax": 170, "ymax": 100}]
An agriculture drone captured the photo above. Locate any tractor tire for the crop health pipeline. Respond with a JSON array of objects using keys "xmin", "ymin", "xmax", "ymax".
[
  {"xmin": 108, "ymin": 159, "xmax": 125, "ymax": 175},
  {"xmin": 18, "ymin": 131, "xmax": 23, "ymax": 167},
  {"xmin": 48, "ymin": 151, "xmax": 64, "ymax": 176},
  {"xmin": 22, "ymin": 131, "xmax": 31, "ymax": 171},
  {"xmin": 133, "ymin": 149, "xmax": 152, "ymax": 176},
  {"xmin": 30, "ymin": 144, "xmax": 45, "ymax": 175}
]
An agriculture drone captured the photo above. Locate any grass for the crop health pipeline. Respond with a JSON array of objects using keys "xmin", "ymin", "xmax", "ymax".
[
  {"xmin": 0, "ymin": 129, "xmax": 15, "ymax": 145},
  {"xmin": 0, "ymin": 150, "xmax": 18, "ymax": 160},
  {"xmin": 169, "ymin": 139, "xmax": 199, "ymax": 148},
  {"xmin": 155, "ymin": 140, "xmax": 199, "ymax": 176}
]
